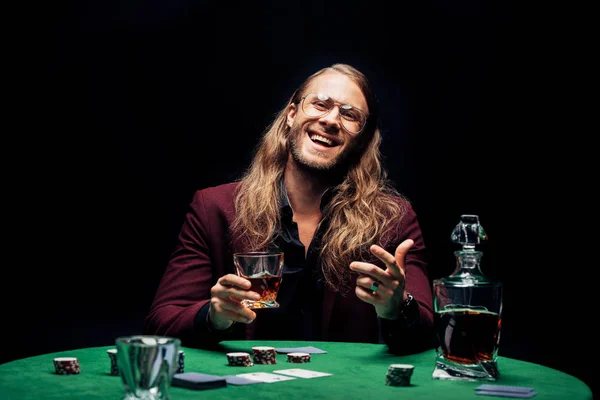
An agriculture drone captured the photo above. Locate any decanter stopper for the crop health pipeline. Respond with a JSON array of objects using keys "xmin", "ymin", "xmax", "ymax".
[{"xmin": 450, "ymin": 214, "xmax": 488, "ymax": 250}]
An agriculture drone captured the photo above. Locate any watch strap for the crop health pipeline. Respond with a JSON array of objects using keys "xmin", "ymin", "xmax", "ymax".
[{"xmin": 398, "ymin": 293, "xmax": 418, "ymax": 327}]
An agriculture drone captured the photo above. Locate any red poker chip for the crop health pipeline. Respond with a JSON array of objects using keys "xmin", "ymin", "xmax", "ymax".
[
  {"xmin": 53, "ymin": 357, "xmax": 81, "ymax": 375},
  {"xmin": 226, "ymin": 352, "xmax": 253, "ymax": 366},
  {"xmin": 252, "ymin": 346, "xmax": 277, "ymax": 364},
  {"xmin": 287, "ymin": 352, "xmax": 310, "ymax": 363}
]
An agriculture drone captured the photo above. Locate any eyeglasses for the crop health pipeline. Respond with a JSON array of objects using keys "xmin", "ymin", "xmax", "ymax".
[{"xmin": 300, "ymin": 92, "xmax": 368, "ymax": 135}]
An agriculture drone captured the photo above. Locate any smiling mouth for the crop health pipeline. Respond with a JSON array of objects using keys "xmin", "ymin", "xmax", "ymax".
[{"xmin": 310, "ymin": 134, "xmax": 335, "ymax": 147}]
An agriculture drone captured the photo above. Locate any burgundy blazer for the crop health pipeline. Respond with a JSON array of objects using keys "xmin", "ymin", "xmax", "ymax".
[{"xmin": 144, "ymin": 182, "xmax": 435, "ymax": 354}]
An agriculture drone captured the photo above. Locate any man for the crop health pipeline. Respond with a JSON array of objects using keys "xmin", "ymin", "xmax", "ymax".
[{"xmin": 144, "ymin": 63, "xmax": 435, "ymax": 354}]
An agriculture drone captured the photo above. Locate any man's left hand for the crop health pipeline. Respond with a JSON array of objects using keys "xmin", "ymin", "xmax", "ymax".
[{"xmin": 349, "ymin": 239, "xmax": 414, "ymax": 319}]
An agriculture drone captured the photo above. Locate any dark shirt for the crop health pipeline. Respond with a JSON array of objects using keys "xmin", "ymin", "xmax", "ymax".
[
  {"xmin": 198, "ymin": 183, "xmax": 335, "ymax": 341},
  {"xmin": 266, "ymin": 184, "xmax": 335, "ymax": 341}
]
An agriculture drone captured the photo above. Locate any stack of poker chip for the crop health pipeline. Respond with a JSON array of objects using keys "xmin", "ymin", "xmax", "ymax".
[
  {"xmin": 252, "ymin": 346, "xmax": 277, "ymax": 364},
  {"xmin": 176, "ymin": 350, "xmax": 185, "ymax": 373},
  {"xmin": 53, "ymin": 357, "xmax": 81, "ymax": 375},
  {"xmin": 287, "ymin": 352, "xmax": 311, "ymax": 363},
  {"xmin": 385, "ymin": 364, "xmax": 414, "ymax": 386},
  {"xmin": 226, "ymin": 352, "xmax": 254, "ymax": 367},
  {"xmin": 106, "ymin": 349, "xmax": 119, "ymax": 376}
]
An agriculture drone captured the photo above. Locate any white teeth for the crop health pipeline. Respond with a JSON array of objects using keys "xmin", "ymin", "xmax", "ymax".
[{"xmin": 310, "ymin": 134, "xmax": 333, "ymax": 146}]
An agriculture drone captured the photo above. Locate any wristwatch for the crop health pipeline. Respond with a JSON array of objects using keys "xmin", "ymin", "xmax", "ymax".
[{"xmin": 398, "ymin": 293, "xmax": 418, "ymax": 327}]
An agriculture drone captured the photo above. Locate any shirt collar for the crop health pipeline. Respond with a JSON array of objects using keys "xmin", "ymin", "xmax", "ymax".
[{"xmin": 279, "ymin": 179, "xmax": 337, "ymax": 217}]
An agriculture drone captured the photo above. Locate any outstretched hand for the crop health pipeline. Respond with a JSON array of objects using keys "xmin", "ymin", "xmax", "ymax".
[{"xmin": 349, "ymin": 239, "xmax": 414, "ymax": 319}]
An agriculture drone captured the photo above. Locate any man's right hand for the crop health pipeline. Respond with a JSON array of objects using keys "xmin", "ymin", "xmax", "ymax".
[{"xmin": 208, "ymin": 273, "xmax": 261, "ymax": 330}]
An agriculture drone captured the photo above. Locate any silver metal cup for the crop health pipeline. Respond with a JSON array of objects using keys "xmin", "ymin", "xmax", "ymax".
[{"xmin": 115, "ymin": 335, "xmax": 181, "ymax": 400}]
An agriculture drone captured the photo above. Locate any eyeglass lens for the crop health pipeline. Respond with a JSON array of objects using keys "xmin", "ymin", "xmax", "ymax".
[{"xmin": 302, "ymin": 93, "xmax": 366, "ymax": 134}]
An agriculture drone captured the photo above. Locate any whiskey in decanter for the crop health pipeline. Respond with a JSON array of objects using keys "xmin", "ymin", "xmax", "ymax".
[{"xmin": 432, "ymin": 214, "xmax": 502, "ymax": 381}]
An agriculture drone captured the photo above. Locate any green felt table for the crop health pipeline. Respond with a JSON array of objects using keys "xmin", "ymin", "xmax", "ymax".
[{"xmin": 0, "ymin": 340, "xmax": 592, "ymax": 400}]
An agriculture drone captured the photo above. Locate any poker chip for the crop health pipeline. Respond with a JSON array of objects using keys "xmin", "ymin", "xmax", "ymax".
[
  {"xmin": 287, "ymin": 352, "xmax": 310, "ymax": 363},
  {"xmin": 252, "ymin": 346, "xmax": 277, "ymax": 364},
  {"xmin": 385, "ymin": 363, "xmax": 414, "ymax": 386},
  {"xmin": 226, "ymin": 352, "xmax": 254, "ymax": 367},
  {"xmin": 106, "ymin": 349, "xmax": 119, "ymax": 376},
  {"xmin": 53, "ymin": 357, "xmax": 81, "ymax": 375},
  {"xmin": 177, "ymin": 350, "xmax": 185, "ymax": 373}
]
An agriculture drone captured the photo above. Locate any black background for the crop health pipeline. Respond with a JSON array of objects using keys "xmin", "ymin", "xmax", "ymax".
[{"xmin": 6, "ymin": 0, "xmax": 595, "ymax": 398}]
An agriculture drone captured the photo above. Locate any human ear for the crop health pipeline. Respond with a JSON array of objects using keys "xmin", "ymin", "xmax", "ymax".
[{"xmin": 286, "ymin": 103, "xmax": 297, "ymax": 128}]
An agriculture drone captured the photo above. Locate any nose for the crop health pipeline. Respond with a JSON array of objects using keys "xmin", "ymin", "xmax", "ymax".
[{"xmin": 318, "ymin": 106, "xmax": 342, "ymax": 130}]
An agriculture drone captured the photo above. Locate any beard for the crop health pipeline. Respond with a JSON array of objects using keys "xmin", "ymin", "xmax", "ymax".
[{"xmin": 287, "ymin": 123, "xmax": 357, "ymax": 173}]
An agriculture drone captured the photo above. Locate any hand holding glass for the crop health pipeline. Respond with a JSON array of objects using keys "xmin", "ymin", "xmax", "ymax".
[{"xmin": 233, "ymin": 252, "xmax": 284, "ymax": 309}]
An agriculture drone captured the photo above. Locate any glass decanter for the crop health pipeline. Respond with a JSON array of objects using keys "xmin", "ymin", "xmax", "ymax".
[{"xmin": 432, "ymin": 214, "xmax": 502, "ymax": 381}]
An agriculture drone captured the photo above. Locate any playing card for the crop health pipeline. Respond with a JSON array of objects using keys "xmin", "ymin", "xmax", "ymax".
[
  {"xmin": 273, "ymin": 368, "xmax": 332, "ymax": 378},
  {"xmin": 475, "ymin": 385, "xmax": 535, "ymax": 394},
  {"xmin": 274, "ymin": 346, "xmax": 327, "ymax": 354},
  {"xmin": 171, "ymin": 373, "xmax": 227, "ymax": 390},
  {"xmin": 224, "ymin": 375, "xmax": 264, "ymax": 385},
  {"xmin": 236, "ymin": 372, "xmax": 297, "ymax": 383},
  {"xmin": 475, "ymin": 390, "xmax": 538, "ymax": 398}
]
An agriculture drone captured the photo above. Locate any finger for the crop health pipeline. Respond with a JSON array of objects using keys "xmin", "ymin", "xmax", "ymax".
[
  {"xmin": 368, "ymin": 244, "xmax": 402, "ymax": 279},
  {"xmin": 355, "ymin": 274, "xmax": 384, "ymax": 292},
  {"xmin": 355, "ymin": 277, "xmax": 397, "ymax": 308},
  {"xmin": 210, "ymin": 297, "xmax": 256, "ymax": 323},
  {"xmin": 394, "ymin": 239, "xmax": 414, "ymax": 274},
  {"xmin": 354, "ymin": 284, "xmax": 386, "ymax": 305},
  {"xmin": 213, "ymin": 284, "xmax": 261, "ymax": 302},
  {"xmin": 369, "ymin": 244, "xmax": 396, "ymax": 263},
  {"xmin": 213, "ymin": 299, "xmax": 257, "ymax": 322},
  {"xmin": 369, "ymin": 240, "xmax": 414, "ymax": 279},
  {"xmin": 218, "ymin": 273, "xmax": 253, "ymax": 290},
  {"xmin": 350, "ymin": 261, "xmax": 393, "ymax": 286},
  {"xmin": 211, "ymin": 307, "xmax": 255, "ymax": 325},
  {"xmin": 214, "ymin": 275, "xmax": 261, "ymax": 301}
]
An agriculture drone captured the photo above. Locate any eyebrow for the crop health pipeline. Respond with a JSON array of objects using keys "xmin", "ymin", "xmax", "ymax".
[{"xmin": 316, "ymin": 93, "xmax": 366, "ymax": 113}]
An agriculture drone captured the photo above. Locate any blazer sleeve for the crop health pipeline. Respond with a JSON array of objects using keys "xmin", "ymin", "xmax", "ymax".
[
  {"xmin": 143, "ymin": 189, "xmax": 237, "ymax": 347},
  {"xmin": 379, "ymin": 203, "xmax": 436, "ymax": 354}
]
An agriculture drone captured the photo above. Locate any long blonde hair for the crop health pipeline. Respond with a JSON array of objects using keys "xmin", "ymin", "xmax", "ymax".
[{"xmin": 232, "ymin": 64, "xmax": 407, "ymax": 293}]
